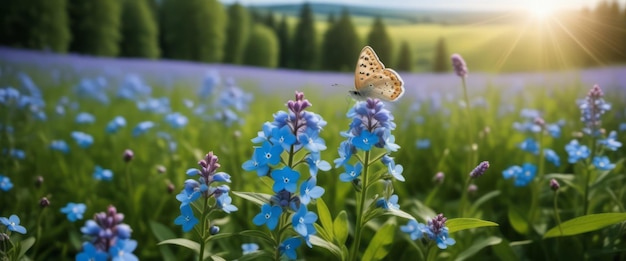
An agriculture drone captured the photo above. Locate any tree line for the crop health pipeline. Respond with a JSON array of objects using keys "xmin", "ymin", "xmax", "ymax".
[{"xmin": 1, "ymin": 0, "xmax": 624, "ymax": 72}]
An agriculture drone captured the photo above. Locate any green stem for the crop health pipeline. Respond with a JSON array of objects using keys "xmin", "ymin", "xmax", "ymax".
[
  {"xmin": 461, "ymin": 77, "xmax": 477, "ymax": 167},
  {"xmin": 124, "ymin": 162, "xmax": 134, "ymax": 221},
  {"xmin": 349, "ymin": 150, "xmax": 370, "ymax": 261},
  {"xmin": 198, "ymin": 196, "xmax": 210, "ymax": 261},
  {"xmin": 583, "ymin": 137, "xmax": 596, "ymax": 215},
  {"xmin": 32, "ymin": 207, "xmax": 47, "ymax": 258},
  {"xmin": 458, "ymin": 176, "xmax": 471, "ymax": 217},
  {"xmin": 528, "ymin": 132, "xmax": 546, "ymax": 229},
  {"xmin": 553, "ymin": 191, "xmax": 563, "ymax": 236}
]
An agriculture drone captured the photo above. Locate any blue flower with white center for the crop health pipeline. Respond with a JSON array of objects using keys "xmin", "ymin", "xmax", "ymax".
[
  {"xmin": 598, "ymin": 131, "xmax": 621, "ymax": 151},
  {"xmin": 376, "ymin": 194, "xmax": 400, "ymax": 210},
  {"xmin": 61, "ymin": 202, "xmax": 86, "ymax": 222},
  {"xmin": 334, "ymin": 141, "xmax": 353, "ymax": 168},
  {"xmin": 72, "ymin": 131, "xmax": 94, "ymax": 149},
  {"xmin": 76, "ymin": 112, "xmax": 96, "ymax": 124},
  {"xmin": 400, "ymin": 219, "xmax": 430, "ymax": 240},
  {"xmin": 339, "ymin": 162, "xmax": 362, "ymax": 182},
  {"xmin": 132, "ymin": 121, "xmax": 155, "ymax": 137},
  {"xmin": 565, "ymin": 139, "xmax": 590, "ymax": 163},
  {"xmin": 108, "ymin": 239, "xmax": 138, "ymax": 261},
  {"xmin": 0, "ymin": 175, "xmax": 13, "ymax": 191},
  {"xmin": 251, "ymin": 122, "xmax": 274, "ymax": 144},
  {"xmin": 272, "ymin": 167, "xmax": 300, "ymax": 193},
  {"xmin": 253, "ymin": 203, "xmax": 282, "ymax": 230},
  {"xmin": 305, "ymin": 152, "xmax": 331, "ymax": 177},
  {"xmin": 383, "ymin": 130, "xmax": 400, "ymax": 152},
  {"xmin": 544, "ymin": 148, "xmax": 560, "ymax": 167},
  {"xmin": 93, "ymin": 166, "xmax": 113, "ymax": 181},
  {"xmin": 278, "ymin": 237, "xmax": 302, "ymax": 260},
  {"xmin": 76, "ymin": 242, "xmax": 107, "ymax": 261},
  {"xmin": 216, "ymin": 193, "xmax": 238, "ymax": 213},
  {"xmin": 593, "ymin": 156, "xmax": 615, "ymax": 170},
  {"xmin": 387, "ymin": 160, "xmax": 405, "ymax": 182},
  {"xmin": 519, "ymin": 137, "xmax": 539, "ymax": 155},
  {"xmin": 502, "ymin": 165, "xmax": 522, "ymax": 180},
  {"xmin": 50, "ymin": 140, "xmax": 69, "ymax": 154},
  {"xmin": 174, "ymin": 205, "xmax": 198, "ymax": 232},
  {"xmin": 165, "ymin": 112, "xmax": 188, "ymax": 129},
  {"xmin": 299, "ymin": 128, "xmax": 327, "ymax": 153},
  {"xmin": 241, "ymin": 243, "xmax": 259, "ymax": 255},
  {"xmin": 299, "ymin": 177, "xmax": 325, "ymax": 205},
  {"xmin": 546, "ymin": 123, "xmax": 561, "ymax": 138},
  {"xmin": 106, "ymin": 116, "xmax": 126, "ymax": 134},
  {"xmin": 502, "ymin": 164, "xmax": 536, "ymax": 187},
  {"xmin": 416, "ymin": 138, "xmax": 431, "ymax": 149},
  {"xmin": 352, "ymin": 130, "xmax": 378, "ymax": 151},
  {"xmin": 292, "ymin": 205, "xmax": 317, "ymax": 239},
  {"xmin": 0, "ymin": 214, "xmax": 27, "ymax": 234},
  {"xmin": 270, "ymin": 125, "xmax": 296, "ymax": 151},
  {"xmin": 259, "ymin": 141, "xmax": 283, "ymax": 166},
  {"xmin": 242, "ymin": 148, "xmax": 270, "ymax": 177}
]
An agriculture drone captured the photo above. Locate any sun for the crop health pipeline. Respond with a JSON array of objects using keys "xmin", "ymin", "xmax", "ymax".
[{"xmin": 526, "ymin": 2, "xmax": 554, "ymax": 19}]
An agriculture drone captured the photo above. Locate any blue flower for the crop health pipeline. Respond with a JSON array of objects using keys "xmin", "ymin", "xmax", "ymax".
[
  {"xmin": 502, "ymin": 165, "xmax": 522, "ymax": 180},
  {"xmin": 340, "ymin": 162, "xmax": 362, "ymax": 182},
  {"xmin": 546, "ymin": 123, "xmax": 561, "ymax": 138},
  {"xmin": 598, "ymin": 131, "xmax": 621, "ymax": 151},
  {"xmin": 433, "ymin": 227, "xmax": 456, "ymax": 249},
  {"xmin": 565, "ymin": 139, "xmax": 590, "ymax": 163},
  {"xmin": 76, "ymin": 242, "xmax": 107, "ymax": 261},
  {"xmin": 376, "ymin": 194, "xmax": 400, "ymax": 210},
  {"xmin": 291, "ymin": 205, "xmax": 318, "ymax": 239},
  {"xmin": 175, "ymin": 180, "xmax": 204, "ymax": 206},
  {"xmin": 118, "ymin": 74, "xmax": 152, "ymax": 100},
  {"xmin": 3, "ymin": 148, "xmax": 25, "ymax": 159},
  {"xmin": 216, "ymin": 193, "xmax": 238, "ymax": 213},
  {"xmin": 519, "ymin": 137, "xmax": 539, "ymax": 155},
  {"xmin": 334, "ymin": 141, "xmax": 353, "ymax": 168},
  {"xmin": 71, "ymin": 131, "xmax": 94, "ymax": 149},
  {"xmin": 253, "ymin": 203, "xmax": 282, "ymax": 230},
  {"xmin": 278, "ymin": 237, "xmax": 302, "ymax": 260},
  {"xmin": 352, "ymin": 130, "xmax": 379, "ymax": 151},
  {"xmin": 383, "ymin": 130, "xmax": 400, "ymax": 152},
  {"xmin": 242, "ymin": 243, "xmax": 259, "ymax": 255},
  {"xmin": 50, "ymin": 140, "xmax": 69, "ymax": 154},
  {"xmin": 416, "ymin": 139, "xmax": 431, "ymax": 149},
  {"xmin": 579, "ymin": 84, "xmax": 610, "ymax": 136},
  {"xmin": 502, "ymin": 164, "xmax": 536, "ymax": 187},
  {"xmin": 242, "ymin": 148, "xmax": 270, "ymax": 177},
  {"xmin": 272, "ymin": 167, "xmax": 300, "ymax": 193},
  {"xmin": 299, "ymin": 177, "xmax": 325, "ymax": 205},
  {"xmin": 400, "ymin": 219, "xmax": 430, "ymax": 240},
  {"xmin": 305, "ymin": 152, "xmax": 331, "ymax": 177},
  {"xmin": 0, "ymin": 214, "xmax": 27, "ymax": 234},
  {"xmin": 387, "ymin": 160, "xmax": 405, "ymax": 182},
  {"xmin": 593, "ymin": 156, "xmax": 615, "ymax": 170},
  {"xmin": 270, "ymin": 125, "xmax": 296, "ymax": 151},
  {"xmin": 0, "ymin": 174, "xmax": 14, "ymax": 191},
  {"xmin": 174, "ymin": 205, "xmax": 199, "ymax": 232},
  {"xmin": 93, "ymin": 166, "xmax": 113, "ymax": 181},
  {"xmin": 109, "ymin": 239, "xmax": 138, "ymax": 261},
  {"xmin": 76, "ymin": 112, "xmax": 96, "ymax": 124},
  {"xmin": 198, "ymin": 70, "xmax": 220, "ymax": 98},
  {"xmin": 133, "ymin": 121, "xmax": 155, "ymax": 137},
  {"xmin": 165, "ymin": 112, "xmax": 188, "ymax": 129},
  {"xmin": 260, "ymin": 141, "xmax": 283, "ymax": 166},
  {"xmin": 106, "ymin": 116, "xmax": 126, "ymax": 134},
  {"xmin": 60, "ymin": 202, "xmax": 86, "ymax": 222},
  {"xmin": 251, "ymin": 122, "xmax": 274, "ymax": 143},
  {"xmin": 299, "ymin": 128, "xmax": 327, "ymax": 153},
  {"xmin": 544, "ymin": 148, "xmax": 560, "ymax": 167},
  {"xmin": 620, "ymin": 123, "xmax": 626, "ymax": 132}
]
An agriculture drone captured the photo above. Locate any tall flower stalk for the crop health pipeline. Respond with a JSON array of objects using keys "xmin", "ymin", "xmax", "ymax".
[{"xmin": 334, "ymin": 98, "xmax": 405, "ymax": 261}]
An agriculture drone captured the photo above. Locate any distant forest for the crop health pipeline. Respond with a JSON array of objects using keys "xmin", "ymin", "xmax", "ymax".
[{"xmin": 1, "ymin": 0, "xmax": 625, "ymax": 72}]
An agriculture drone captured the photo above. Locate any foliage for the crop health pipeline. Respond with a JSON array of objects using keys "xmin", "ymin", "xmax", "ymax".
[
  {"xmin": 321, "ymin": 9, "xmax": 360, "ymax": 71},
  {"xmin": 120, "ymin": 0, "xmax": 160, "ymax": 59},
  {"xmin": 276, "ymin": 15, "xmax": 292, "ymax": 68},
  {"xmin": 243, "ymin": 24, "xmax": 280, "ymax": 68},
  {"xmin": 292, "ymin": 3, "xmax": 317, "ymax": 70},
  {"xmin": 366, "ymin": 17, "xmax": 394, "ymax": 68},
  {"xmin": 223, "ymin": 3, "xmax": 251, "ymax": 65},
  {"xmin": 395, "ymin": 41, "xmax": 413, "ymax": 72},
  {"xmin": 431, "ymin": 37, "xmax": 449, "ymax": 73},
  {"xmin": 68, "ymin": 0, "xmax": 122, "ymax": 56}
]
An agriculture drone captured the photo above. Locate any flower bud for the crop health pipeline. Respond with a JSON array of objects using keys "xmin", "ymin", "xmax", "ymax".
[
  {"xmin": 550, "ymin": 179, "xmax": 560, "ymax": 191},
  {"xmin": 123, "ymin": 149, "xmax": 134, "ymax": 162}
]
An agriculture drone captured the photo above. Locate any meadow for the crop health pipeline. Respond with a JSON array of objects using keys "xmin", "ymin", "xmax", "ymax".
[{"xmin": 1, "ymin": 46, "xmax": 626, "ymax": 261}]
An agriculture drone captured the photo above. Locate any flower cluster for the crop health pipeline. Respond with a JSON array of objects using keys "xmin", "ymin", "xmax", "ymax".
[
  {"xmin": 77, "ymin": 205, "xmax": 137, "ymax": 261},
  {"xmin": 579, "ymin": 84, "xmax": 610, "ymax": 136},
  {"xmin": 175, "ymin": 152, "xmax": 237, "ymax": 232},
  {"xmin": 0, "ymin": 174, "xmax": 14, "ymax": 191},
  {"xmin": 450, "ymin": 54, "xmax": 468, "ymax": 78},
  {"xmin": 242, "ymin": 92, "xmax": 328, "ymax": 257},
  {"xmin": 502, "ymin": 163, "xmax": 537, "ymax": 187},
  {"xmin": 401, "ymin": 214, "xmax": 456, "ymax": 249}
]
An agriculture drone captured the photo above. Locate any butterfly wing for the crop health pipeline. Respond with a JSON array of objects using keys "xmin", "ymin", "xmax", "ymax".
[{"xmin": 354, "ymin": 46, "xmax": 405, "ymax": 101}]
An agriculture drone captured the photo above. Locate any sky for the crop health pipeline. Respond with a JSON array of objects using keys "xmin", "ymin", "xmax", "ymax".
[{"xmin": 219, "ymin": 0, "xmax": 626, "ymax": 12}]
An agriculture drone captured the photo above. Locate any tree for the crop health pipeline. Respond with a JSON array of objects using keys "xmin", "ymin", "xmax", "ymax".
[
  {"xmin": 395, "ymin": 41, "xmax": 413, "ymax": 72},
  {"xmin": 243, "ymin": 24, "xmax": 279, "ymax": 68},
  {"xmin": 321, "ymin": 13, "xmax": 338, "ymax": 70},
  {"xmin": 120, "ymin": 0, "xmax": 160, "ymax": 58},
  {"xmin": 68, "ymin": 0, "xmax": 122, "ymax": 56},
  {"xmin": 292, "ymin": 3, "xmax": 317, "ymax": 70},
  {"xmin": 432, "ymin": 37, "xmax": 449, "ymax": 73},
  {"xmin": 265, "ymin": 11, "xmax": 277, "ymax": 31},
  {"xmin": 160, "ymin": 0, "xmax": 226, "ymax": 62},
  {"xmin": 0, "ymin": 0, "xmax": 70, "ymax": 52},
  {"xmin": 223, "ymin": 3, "xmax": 250, "ymax": 64},
  {"xmin": 366, "ymin": 17, "xmax": 393, "ymax": 68},
  {"xmin": 330, "ymin": 9, "xmax": 360, "ymax": 71},
  {"xmin": 276, "ymin": 15, "xmax": 291, "ymax": 68}
]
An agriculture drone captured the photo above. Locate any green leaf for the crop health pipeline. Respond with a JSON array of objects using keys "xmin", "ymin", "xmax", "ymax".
[
  {"xmin": 149, "ymin": 221, "xmax": 177, "ymax": 261},
  {"xmin": 209, "ymin": 255, "xmax": 226, "ymax": 261},
  {"xmin": 158, "ymin": 238, "xmax": 201, "ymax": 253},
  {"xmin": 316, "ymin": 198, "xmax": 335, "ymax": 240},
  {"xmin": 210, "ymin": 230, "xmax": 275, "ymax": 245},
  {"xmin": 454, "ymin": 236, "xmax": 502, "ymax": 261},
  {"xmin": 310, "ymin": 235, "xmax": 343, "ymax": 260},
  {"xmin": 446, "ymin": 218, "xmax": 499, "ymax": 234},
  {"xmin": 238, "ymin": 250, "xmax": 275, "ymax": 261},
  {"xmin": 508, "ymin": 207, "xmax": 528, "ymax": 235},
  {"xmin": 232, "ymin": 191, "xmax": 272, "ymax": 207},
  {"xmin": 314, "ymin": 223, "xmax": 333, "ymax": 242},
  {"xmin": 362, "ymin": 222, "xmax": 396, "ymax": 261},
  {"xmin": 333, "ymin": 210, "xmax": 349, "ymax": 246},
  {"xmin": 543, "ymin": 213, "xmax": 626, "ymax": 238},
  {"xmin": 383, "ymin": 208, "xmax": 416, "ymax": 221},
  {"xmin": 18, "ymin": 237, "xmax": 36, "ymax": 258}
]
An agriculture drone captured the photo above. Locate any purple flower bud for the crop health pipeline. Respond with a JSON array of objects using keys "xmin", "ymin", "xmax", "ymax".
[
  {"xmin": 450, "ymin": 54, "xmax": 468, "ymax": 78},
  {"xmin": 469, "ymin": 161, "xmax": 490, "ymax": 179},
  {"xmin": 167, "ymin": 183, "xmax": 175, "ymax": 194},
  {"xmin": 40, "ymin": 197, "xmax": 50, "ymax": 208},
  {"xmin": 534, "ymin": 117, "xmax": 545, "ymax": 127},
  {"xmin": 433, "ymin": 172, "xmax": 445, "ymax": 184},
  {"xmin": 210, "ymin": 225, "xmax": 220, "ymax": 235},
  {"xmin": 550, "ymin": 179, "xmax": 560, "ymax": 191},
  {"xmin": 35, "ymin": 175, "xmax": 44, "ymax": 188},
  {"xmin": 157, "ymin": 165, "xmax": 166, "ymax": 174},
  {"xmin": 428, "ymin": 214, "xmax": 448, "ymax": 235},
  {"xmin": 123, "ymin": 149, "xmax": 134, "ymax": 162}
]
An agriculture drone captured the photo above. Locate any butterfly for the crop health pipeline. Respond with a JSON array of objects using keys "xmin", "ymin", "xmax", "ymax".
[{"xmin": 348, "ymin": 46, "xmax": 405, "ymax": 102}]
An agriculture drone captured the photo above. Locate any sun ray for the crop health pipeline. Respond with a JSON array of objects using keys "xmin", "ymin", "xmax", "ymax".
[
  {"xmin": 546, "ymin": 17, "xmax": 569, "ymax": 70},
  {"xmin": 551, "ymin": 18, "xmax": 604, "ymax": 66},
  {"xmin": 494, "ymin": 19, "xmax": 530, "ymax": 72}
]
